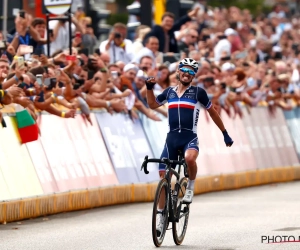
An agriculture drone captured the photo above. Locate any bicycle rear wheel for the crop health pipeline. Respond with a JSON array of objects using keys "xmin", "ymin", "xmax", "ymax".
[
  {"xmin": 152, "ymin": 178, "xmax": 169, "ymax": 247},
  {"xmin": 172, "ymin": 177, "xmax": 190, "ymax": 245}
]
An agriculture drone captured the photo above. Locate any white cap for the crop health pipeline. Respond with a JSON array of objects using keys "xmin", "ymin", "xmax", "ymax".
[
  {"xmin": 221, "ymin": 62, "xmax": 236, "ymax": 72},
  {"xmin": 224, "ymin": 28, "xmax": 237, "ymax": 36},
  {"xmin": 123, "ymin": 63, "xmax": 139, "ymax": 73}
]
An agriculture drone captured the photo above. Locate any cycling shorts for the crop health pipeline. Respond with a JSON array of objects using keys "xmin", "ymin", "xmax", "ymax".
[{"xmin": 159, "ymin": 131, "xmax": 199, "ymax": 171}]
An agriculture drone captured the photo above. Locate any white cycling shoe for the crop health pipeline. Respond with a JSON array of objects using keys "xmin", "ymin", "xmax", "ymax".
[
  {"xmin": 182, "ymin": 189, "xmax": 194, "ymax": 204},
  {"xmin": 156, "ymin": 213, "xmax": 165, "ymax": 237}
]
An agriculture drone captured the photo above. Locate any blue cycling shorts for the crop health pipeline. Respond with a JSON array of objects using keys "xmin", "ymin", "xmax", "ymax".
[{"xmin": 159, "ymin": 131, "xmax": 199, "ymax": 171}]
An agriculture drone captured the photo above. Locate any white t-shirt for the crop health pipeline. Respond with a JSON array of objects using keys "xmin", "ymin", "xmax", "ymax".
[
  {"xmin": 99, "ymin": 39, "xmax": 134, "ymax": 64},
  {"xmin": 214, "ymin": 39, "xmax": 231, "ymax": 62},
  {"xmin": 45, "ymin": 20, "xmax": 76, "ymax": 56}
]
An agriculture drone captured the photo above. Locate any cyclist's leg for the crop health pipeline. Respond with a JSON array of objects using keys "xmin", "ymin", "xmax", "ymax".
[
  {"xmin": 158, "ymin": 134, "xmax": 178, "ymax": 210},
  {"xmin": 182, "ymin": 135, "xmax": 199, "ymax": 203}
]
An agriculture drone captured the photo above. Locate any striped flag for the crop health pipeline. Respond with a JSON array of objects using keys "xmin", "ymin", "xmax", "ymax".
[{"xmin": 15, "ymin": 104, "xmax": 39, "ymax": 144}]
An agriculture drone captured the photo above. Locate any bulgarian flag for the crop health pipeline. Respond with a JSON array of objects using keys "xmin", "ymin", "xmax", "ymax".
[{"xmin": 14, "ymin": 104, "xmax": 39, "ymax": 144}]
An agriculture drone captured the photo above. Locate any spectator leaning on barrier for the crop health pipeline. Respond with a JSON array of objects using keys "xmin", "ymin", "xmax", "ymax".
[
  {"xmin": 143, "ymin": 7, "xmax": 200, "ymax": 53},
  {"xmin": 99, "ymin": 23, "xmax": 134, "ymax": 64}
]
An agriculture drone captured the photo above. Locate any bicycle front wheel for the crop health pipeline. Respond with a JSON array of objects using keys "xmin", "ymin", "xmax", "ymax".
[
  {"xmin": 172, "ymin": 177, "xmax": 190, "ymax": 245},
  {"xmin": 152, "ymin": 178, "xmax": 169, "ymax": 247}
]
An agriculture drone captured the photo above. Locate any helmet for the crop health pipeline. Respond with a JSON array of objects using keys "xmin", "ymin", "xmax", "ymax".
[{"xmin": 178, "ymin": 58, "xmax": 199, "ymax": 73}]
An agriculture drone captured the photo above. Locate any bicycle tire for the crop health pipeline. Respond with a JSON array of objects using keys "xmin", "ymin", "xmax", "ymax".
[
  {"xmin": 172, "ymin": 177, "xmax": 189, "ymax": 245},
  {"xmin": 152, "ymin": 178, "xmax": 169, "ymax": 247}
]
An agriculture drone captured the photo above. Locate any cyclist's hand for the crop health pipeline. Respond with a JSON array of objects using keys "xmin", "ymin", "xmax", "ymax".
[
  {"xmin": 222, "ymin": 130, "xmax": 234, "ymax": 147},
  {"xmin": 145, "ymin": 77, "xmax": 156, "ymax": 90}
]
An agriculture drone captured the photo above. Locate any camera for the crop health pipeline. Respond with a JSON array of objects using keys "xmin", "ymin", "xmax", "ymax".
[
  {"xmin": 19, "ymin": 10, "xmax": 25, "ymax": 19},
  {"xmin": 114, "ymin": 32, "xmax": 122, "ymax": 39}
]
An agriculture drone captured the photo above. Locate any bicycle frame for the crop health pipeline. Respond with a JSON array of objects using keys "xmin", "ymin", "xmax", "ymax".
[{"xmin": 141, "ymin": 152, "xmax": 189, "ymax": 223}]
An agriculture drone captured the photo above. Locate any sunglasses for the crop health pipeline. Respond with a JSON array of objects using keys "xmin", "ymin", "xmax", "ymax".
[{"xmin": 180, "ymin": 67, "xmax": 195, "ymax": 76}]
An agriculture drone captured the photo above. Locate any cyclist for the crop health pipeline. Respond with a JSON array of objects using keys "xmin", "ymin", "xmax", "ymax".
[{"xmin": 145, "ymin": 58, "xmax": 234, "ymax": 234}]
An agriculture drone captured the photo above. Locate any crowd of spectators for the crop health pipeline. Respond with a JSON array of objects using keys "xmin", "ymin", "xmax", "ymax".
[{"xmin": 1, "ymin": 2, "xmax": 300, "ymax": 126}]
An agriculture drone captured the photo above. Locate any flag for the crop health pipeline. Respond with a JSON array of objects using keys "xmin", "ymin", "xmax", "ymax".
[{"xmin": 15, "ymin": 104, "xmax": 39, "ymax": 144}]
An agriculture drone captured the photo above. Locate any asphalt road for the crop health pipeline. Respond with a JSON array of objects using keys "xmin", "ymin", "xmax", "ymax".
[{"xmin": 1, "ymin": 182, "xmax": 300, "ymax": 250}]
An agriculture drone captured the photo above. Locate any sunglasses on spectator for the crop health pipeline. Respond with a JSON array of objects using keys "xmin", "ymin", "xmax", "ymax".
[{"xmin": 179, "ymin": 68, "xmax": 195, "ymax": 76}]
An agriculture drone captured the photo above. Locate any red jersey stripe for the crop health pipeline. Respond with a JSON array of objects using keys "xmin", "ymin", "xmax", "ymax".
[{"xmin": 169, "ymin": 104, "xmax": 194, "ymax": 109}]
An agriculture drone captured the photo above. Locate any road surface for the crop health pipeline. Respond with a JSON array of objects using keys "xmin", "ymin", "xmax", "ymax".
[{"xmin": 1, "ymin": 182, "xmax": 300, "ymax": 250}]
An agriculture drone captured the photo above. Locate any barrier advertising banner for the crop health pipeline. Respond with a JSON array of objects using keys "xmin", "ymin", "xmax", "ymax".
[
  {"xmin": 283, "ymin": 108, "xmax": 300, "ymax": 160},
  {"xmin": 139, "ymin": 113, "xmax": 168, "ymax": 158},
  {"xmin": 27, "ymin": 114, "xmax": 119, "ymax": 193},
  {"xmin": 95, "ymin": 112, "xmax": 159, "ymax": 184},
  {"xmin": 65, "ymin": 114, "xmax": 118, "ymax": 187},
  {"xmin": 0, "ymin": 117, "xmax": 43, "ymax": 200}
]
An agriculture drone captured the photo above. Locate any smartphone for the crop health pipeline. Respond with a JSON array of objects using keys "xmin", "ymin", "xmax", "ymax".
[
  {"xmin": 66, "ymin": 55, "xmax": 76, "ymax": 61},
  {"xmin": 47, "ymin": 78, "xmax": 57, "ymax": 90},
  {"xmin": 18, "ymin": 82, "xmax": 27, "ymax": 89},
  {"xmin": 75, "ymin": 32, "xmax": 81, "ymax": 39},
  {"xmin": 0, "ymin": 41, "xmax": 6, "ymax": 49},
  {"xmin": 17, "ymin": 56, "xmax": 24, "ymax": 67},
  {"xmin": 235, "ymin": 51, "xmax": 247, "ymax": 59},
  {"xmin": 19, "ymin": 45, "xmax": 33, "ymax": 54},
  {"xmin": 87, "ymin": 70, "xmax": 94, "ymax": 80},
  {"xmin": 44, "ymin": 66, "xmax": 48, "ymax": 74},
  {"xmin": 49, "ymin": 29, "xmax": 53, "ymax": 37},
  {"xmin": 19, "ymin": 10, "xmax": 25, "ymax": 19},
  {"xmin": 111, "ymin": 71, "xmax": 118, "ymax": 79},
  {"xmin": 157, "ymin": 71, "xmax": 162, "ymax": 78},
  {"xmin": 36, "ymin": 74, "xmax": 43, "ymax": 86}
]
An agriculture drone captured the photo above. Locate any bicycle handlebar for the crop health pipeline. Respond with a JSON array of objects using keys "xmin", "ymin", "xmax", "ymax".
[{"xmin": 141, "ymin": 155, "xmax": 185, "ymax": 175}]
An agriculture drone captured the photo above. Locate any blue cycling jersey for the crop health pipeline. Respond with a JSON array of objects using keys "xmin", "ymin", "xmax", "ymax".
[{"xmin": 155, "ymin": 85, "xmax": 212, "ymax": 133}]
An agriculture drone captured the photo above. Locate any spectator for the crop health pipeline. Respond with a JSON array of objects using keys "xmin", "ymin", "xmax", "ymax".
[
  {"xmin": 47, "ymin": 15, "xmax": 83, "ymax": 56},
  {"xmin": 143, "ymin": 8, "xmax": 200, "ymax": 53},
  {"xmin": 132, "ymin": 36, "xmax": 159, "ymax": 69},
  {"xmin": 214, "ymin": 28, "xmax": 237, "ymax": 63},
  {"xmin": 177, "ymin": 29, "xmax": 199, "ymax": 53},
  {"xmin": 99, "ymin": 23, "xmax": 133, "ymax": 64},
  {"xmin": 132, "ymin": 25, "xmax": 151, "ymax": 54}
]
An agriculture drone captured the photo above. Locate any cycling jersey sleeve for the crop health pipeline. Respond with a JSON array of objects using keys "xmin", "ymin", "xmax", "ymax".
[
  {"xmin": 155, "ymin": 87, "xmax": 171, "ymax": 105},
  {"xmin": 197, "ymin": 87, "xmax": 212, "ymax": 109}
]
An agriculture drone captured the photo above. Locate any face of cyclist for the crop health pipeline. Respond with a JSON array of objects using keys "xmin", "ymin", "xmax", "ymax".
[{"xmin": 177, "ymin": 66, "xmax": 195, "ymax": 86}]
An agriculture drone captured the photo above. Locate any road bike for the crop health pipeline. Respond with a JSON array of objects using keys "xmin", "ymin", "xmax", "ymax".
[{"xmin": 141, "ymin": 150, "xmax": 190, "ymax": 247}]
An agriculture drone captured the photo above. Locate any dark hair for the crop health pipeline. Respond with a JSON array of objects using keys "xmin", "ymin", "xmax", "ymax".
[
  {"xmin": 29, "ymin": 66, "xmax": 45, "ymax": 76},
  {"xmin": 140, "ymin": 55, "xmax": 152, "ymax": 64},
  {"xmin": 31, "ymin": 18, "xmax": 46, "ymax": 27},
  {"xmin": 145, "ymin": 36, "xmax": 158, "ymax": 45},
  {"xmin": 0, "ymin": 59, "xmax": 9, "ymax": 64},
  {"xmin": 162, "ymin": 12, "xmax": 175, "ymax": 21}
]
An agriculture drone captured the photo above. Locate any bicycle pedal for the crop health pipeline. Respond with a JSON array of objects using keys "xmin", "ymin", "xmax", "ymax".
[{"xmin": 167, "ymin": 227, "xmax": 172, "ymax": 230}]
